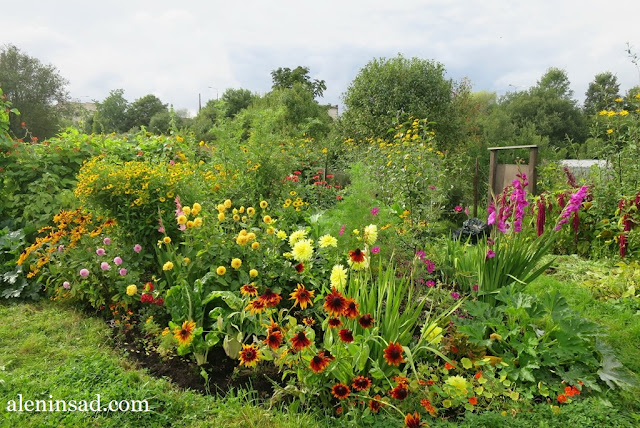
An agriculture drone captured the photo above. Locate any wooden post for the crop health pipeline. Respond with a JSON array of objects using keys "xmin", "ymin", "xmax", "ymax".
[
  {"xmin": 528, "ymin": 146, "xmax": 538, "ymax": 195},
  {"xmin": 488, "ymin": 149, "xmax": 498, "ymax": 205},
  {"xmin": 473, "ymin": 157, "xmax": 479, "ymax": 217}
]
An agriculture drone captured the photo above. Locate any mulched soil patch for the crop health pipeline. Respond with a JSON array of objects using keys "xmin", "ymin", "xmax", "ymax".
[{"xmin": 115, "ymin": 330, "xmax": 280, "ymax": 398}]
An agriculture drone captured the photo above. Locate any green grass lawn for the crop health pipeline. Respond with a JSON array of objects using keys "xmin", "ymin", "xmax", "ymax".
[{"xmin": 0, "ymin": 300, "xmax": 320, "ymax": 428}]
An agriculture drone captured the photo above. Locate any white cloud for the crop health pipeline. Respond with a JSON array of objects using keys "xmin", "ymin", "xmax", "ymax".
[{"xmin": 3, "ymin": 0, "xmax": 640, "ymax": 113}]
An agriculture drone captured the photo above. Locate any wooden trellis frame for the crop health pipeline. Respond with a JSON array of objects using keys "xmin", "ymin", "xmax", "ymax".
[{"xmin": 487, "ymin": 145, "xmax": 538, "ymax": 203}]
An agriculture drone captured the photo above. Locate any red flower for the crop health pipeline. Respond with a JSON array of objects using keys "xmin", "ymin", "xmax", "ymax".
[
  {"xmin": 338, "ymin": 328, "xmax": 354, "ymax": 343},
  {"xmin": 468, "ymin": 396, "xmax": 477, "ymax": 405},
  {"xmin": 21, "ymin": 121, "xmax": 26, "ymax": 127},
  {"xmin": 420, "ymin": 398, "xmax": 436, "ymax": 416},
  {"xmin": 266, "ymin": 321, "xmax": 281, "ymax": 335},
  {"xmin": 154, "ymin": 297, "xmax": 164, "ymax": 306},
  {"xmin": 404, "ymin": 412, "xmax": 423, "ymax": 428},
  {"xmin": 327, "ymin": 317, "xmax": 343, "ymax": 328},
  {"xmin": 557, "ymin": 394, "xmax": 567, "ymax": 403},
  {"xmin": 331, "ymin": 383, "xmax": 350, "ymax": 400},
  {"xmin": 290, "ymin": 330, "xmax": 311, "ymax": 351},
  {"xmin": 358, "ymin": 313, "xmax": 375, "ymax": 328},
  {"xmin": 342, "ymin": 298, "xmax": 359, "ymax": 319},
  {"xmin": 389, "ymin": 383, "xmax": 409, "ymax": 400},
  {"xmin": 258, "ymin": 288, "xmax": 282, "ymax": 307},
  {"xmin": 140, "ymin": 293, "xmax": 154, "ymax": 303},
  {"xmin": 295, "ymin": 262, "xmax": 305, "ymax": 273},
  {"xmin": 144, "ymin": 282, "xmax": 154, "ymax": 292},
  {"xmin": 324, "ymin": 288, "xmax": 347, "ymax": 317},
  {"xmin": 352, "ymin": 376, "xmax": 372, "ymax": 391},
  {"xmin": 264, "ymin": 330, "xmax": 283, "ymax": 350},
  {"xmin": 474, "ymin": 371, "xmax": 482, "ymax": 379},
  {"xmin": 444, "ymin": 361, "xmax": 456, "ymax": 370},
  {"xmin": 369, "ymin": 395, "xmax": 384, "ymax": 413},
  {"xmin": 348, "ymin": 248, "xmax": 365, "ymax": 263},
  {"xmin": 383, "ymin": 342, "xmax": 405, "ymax": 366},
  {"xmin": 309, "ymin": 351, "xmax": 333, "ymax": 373}
]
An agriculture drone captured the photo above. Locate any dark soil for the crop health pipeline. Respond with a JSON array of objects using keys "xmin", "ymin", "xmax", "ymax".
[{"xmin": 115, "ymin": 331, "xmax": 282, "ymax": 398}]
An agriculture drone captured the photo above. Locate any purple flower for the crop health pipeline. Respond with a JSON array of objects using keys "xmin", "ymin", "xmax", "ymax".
[
  {"xmin": 428, "ymin": 185, "xmax": 436, "ymax": 190},
  {"xmin": 63, "ymin": 281, "xmax": 71, "ymax": 289},
  {"xmin": 415, "ymin": 250, "xmax": 426, "ymax": 260},
  {"xmin": 113, "ymin": 256, "xmax": 123, "ymax": 266},
  {"xmin": 339, "ymin": 224, "xmax": 345, "ymax": 236},
  {"xmin": 370, "ymin": 207, "xmax": 379, "ymax": 216},
  {"xmin": 555, "ymin": 186, "xmax": 589, "ymax": 231},
  {"xmin": 450, "ymin": 292, "xmax": 460, "ymax": 299},
  {"xmin": 103, "ymin": 237, "xmax": 111, "ymax": 245},
  {"xmin": 133, "ymin": 244, "xmax": 142, "ymax": 253},
  {"xmin": 79, "ymin": 268, "xmax": 90, "ymax": 277},
  {"xmin": 119, "ymin": 268, "xmax": 127, "ymax": 276},
  {"xmin": 96, "ymin": 248, "xmax": 106, "ymax": 256},
  {"xmin": 57, "ymin": 245, "xmax": 65, "ymax": 252},
  {"xmin": 371, "ymin": 246, "xmax": 380, "ymax": 254},
  {"xmin": 424, "ymin": 259, "xmax": 435, "ymax": 274},
  {"xmin": 486, "ymin": 249, "xmax": 496, "ymax": 260},
  {"xmin": 100, "ymin": 262, "xmax": 110, "ymax": 271},
  {"xmin": 454, "ymin": 205, "xmax": 463, "ymax": 213},
  {"xmin": 472, "ymin": 284, "xmax": 479, "ymax": 291},
  {"xmin": 426, "ymin": 280, "xmax": 435, "ymax": 287}
]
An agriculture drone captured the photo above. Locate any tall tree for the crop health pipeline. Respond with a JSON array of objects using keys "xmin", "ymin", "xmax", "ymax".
[
  {"xmin": 584, "ymin": 72, "xmax": 621, "ymax": 115},
  {"xmin": 221, "ymin": 88, "xmax": 255, "ymax": 118},
  {"xmin": 271, "ymin": 66, "xmax": 326, "ymax": 98},
  {"xmin": 501, "ymin": 68, "xmax": 586, "ymax": 152},
  {"xmin": 126, "ymin": 94, "xmax": 167, "ymax": 130},
  {"xmin": 92, "ymin": 89, "xmax": 129, "ymax": 133},
  {"xmin": 0, "ymin": 44, "xmax": 70, "ymax": 140},
  {"xmin": 341, "ymin": 54, "xmax": 468, "ymax": 149}
]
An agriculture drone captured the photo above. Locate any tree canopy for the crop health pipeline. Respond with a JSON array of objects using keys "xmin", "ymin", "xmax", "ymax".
[
  {"xmin": 340, "ymin": 54, "xmax": 468, "ymax": 149},
  {"xmin": 0, "ymin": 44, "xmax": 70, "ymax": 140},
  {"xmin": 584, "ymin": 72, "xmax": 620, "ymax": 115},
  {"xmin": 271, "ymin": 66, "xmax": 326, "ymax": 98},
  {"xmin": 126, "ymin": 94, "xmax": 167, "ymax": 130}
]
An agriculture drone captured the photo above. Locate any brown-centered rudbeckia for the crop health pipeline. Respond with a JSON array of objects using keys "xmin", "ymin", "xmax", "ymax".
[
  {"xmin": 289, "ymin": 283, "xmax": 315, "ymax": 309},
  {"xmin": 173, "ymin": 320, "xmax": 196, "ymax": 347},
  {"xmin": 352, "ymin": 376, "xmax": 372, "ymax": 391},
  {"xmin": 323, "ymin": 287, "xmax": 347, "ymax": 317},
  {"xmin": 238, "ymin": 343, "xmax": 260, "ymax": 367},
  {"xmin": 331, "ymin": 382, "xmax": 350, "ymax": 399},
  {"xmin": 383, "ymin": 341, "xmax": 405, "ymax": 366},
  {"xmin": 338, "ymin": 328, "xmax": 354, "ymax": 343},
  {"xmin": 309, "ymin": 351, "xmax": 333, "ymax": 373},
  {"xmin": 342, "ymin": 298, "xmax": 359, "ymax": 319},
  {"xmin": 358, "ymin": 313, "xmax": 375, "ymax": 328},
  {"xmin": 290, "ymin": 330, "xmax": 312, "ymax": 351}
]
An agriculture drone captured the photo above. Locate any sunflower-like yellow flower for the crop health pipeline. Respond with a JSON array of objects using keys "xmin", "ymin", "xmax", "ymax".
[
  {"xmin": 224, "ymin": 199, "xmax": 232, "ymax": 209},
  {"xmin": 292, "ymin": 239, "xmax": 314, "ymax": 262},
  {"xmin": 318, "ymin": 234, "xmax": 338, "ymax": 248},
  {"xmin": 249, "ymin": 269, "xmax": 258, "ymax": 278},
  {"xmin": 126, "ymin": 284, "xmax": 138, "ymax": 296},
  {"xmin": 163, "ymin": 261, "xmax": 174, "ymax": 271},
  {"xmin": 217, "ymin": 266, "xmax": 226, "ymax": 275},
  {"xmin": 177, "ymin": 215, "xmax": 187, "ymax": 225},
  {"xmin": 231, "ymin": 258, "xmax": 242, "ymax": 269},
  {"xmin": 260, "ymin": 200, "xmax": 268, "ymax": 209}
]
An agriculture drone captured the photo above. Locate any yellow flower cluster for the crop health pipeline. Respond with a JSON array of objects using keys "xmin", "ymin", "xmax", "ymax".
[{"xmin": 17, "ymin": 208, "xmax": 115, "ymax": 279}]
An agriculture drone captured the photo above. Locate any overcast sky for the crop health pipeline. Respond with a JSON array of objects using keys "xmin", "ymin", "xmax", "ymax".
[{"xmin": 3, "ymin": 0, "xmax": 640, "ymax": 116}]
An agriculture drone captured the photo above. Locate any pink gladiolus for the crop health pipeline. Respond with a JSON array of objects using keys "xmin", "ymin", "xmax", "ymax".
[
  {"xmin": 339, "ymin": 224, "xmax": 345, "ymax": 236},
  {"xmin": 486, "ymin": 249, "xmax": 496, "ymax": 259},
  {"xmin": 554, "ymin": 186, "xmax": 588, "ymax": 231}
]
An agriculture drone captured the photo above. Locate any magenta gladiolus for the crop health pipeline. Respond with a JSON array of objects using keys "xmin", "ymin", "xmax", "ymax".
[
  {"xmin": 554, "ymin": 186, "xmax": 588, "ymax": 231},
  {"xmin": 486, "ymin": 249, "xmax": 496, "ymax": 259}
]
